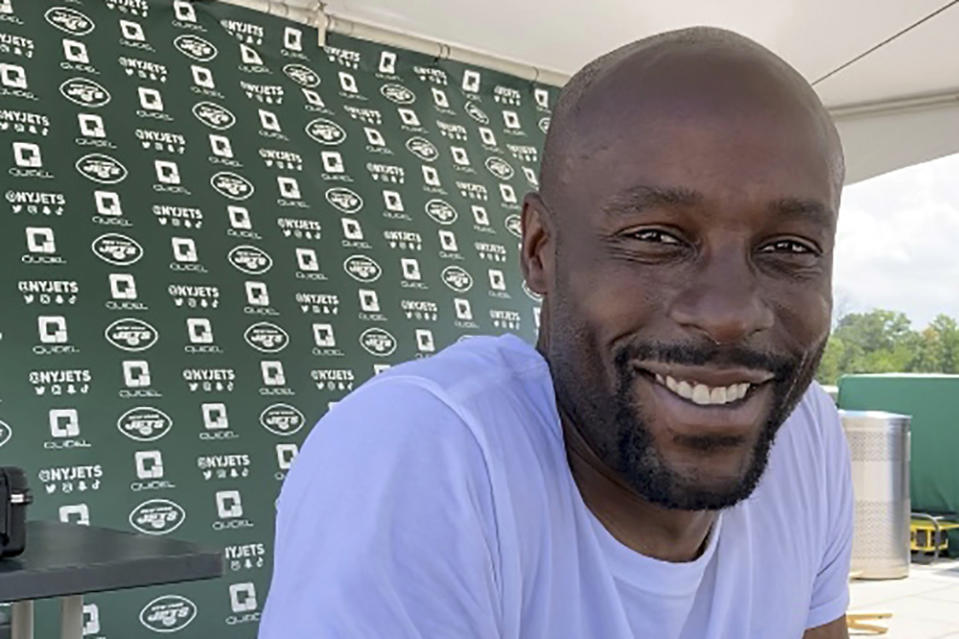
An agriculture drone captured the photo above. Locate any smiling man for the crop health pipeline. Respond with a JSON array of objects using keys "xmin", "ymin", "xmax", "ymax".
[{"xmin": 260, "ymin": 26, "xmax": 852, "ymax": 639}]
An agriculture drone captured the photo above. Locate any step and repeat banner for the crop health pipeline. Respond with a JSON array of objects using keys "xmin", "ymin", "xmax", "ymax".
[{"xmin": 0, "ymin": 0, "xmax": 556, "ymax": 635}]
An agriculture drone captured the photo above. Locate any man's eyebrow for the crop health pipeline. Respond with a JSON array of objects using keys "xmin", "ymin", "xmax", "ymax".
[
  {"xmin": 601, "ymin": 185, "xmax": 703, "ymax": 216},
  {"xmin": 768, "ymin": 197, "xmax": 836, "ymax": 228}
]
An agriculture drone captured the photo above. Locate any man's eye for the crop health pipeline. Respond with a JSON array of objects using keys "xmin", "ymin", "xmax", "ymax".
[
  {"xmin": 631, "ymin": 229, "xmax": 681, "ymax": 244},
  {"xmin": 760, "ymin": 239, "xmax": 815, "ymax": 254}
]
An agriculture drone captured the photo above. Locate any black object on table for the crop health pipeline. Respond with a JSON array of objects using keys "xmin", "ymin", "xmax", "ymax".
[{"xmin": 0, "ymin": 520, "xmax": 223, "ymax": 639}]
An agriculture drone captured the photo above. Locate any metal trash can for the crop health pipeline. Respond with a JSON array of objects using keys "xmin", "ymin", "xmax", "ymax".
[{"xmin": 840, "ymin": 410, "xmax": 911, "ymax": 579}]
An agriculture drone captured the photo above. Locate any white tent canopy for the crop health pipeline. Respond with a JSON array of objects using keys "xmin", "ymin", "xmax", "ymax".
[{"xmin": 221, "ymin": 0, "xmax": 959, "ymax": 184}]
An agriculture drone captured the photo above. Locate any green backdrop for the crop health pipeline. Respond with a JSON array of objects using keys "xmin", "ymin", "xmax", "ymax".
[{"xmin": 0, "ymin": 0, "xmax": 555, "ymax": 635}]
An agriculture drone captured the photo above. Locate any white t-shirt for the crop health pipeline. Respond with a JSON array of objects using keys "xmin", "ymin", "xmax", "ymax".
[{"xmin": 260, "ymin": 333, "xmax": 852, "ymax": 638}]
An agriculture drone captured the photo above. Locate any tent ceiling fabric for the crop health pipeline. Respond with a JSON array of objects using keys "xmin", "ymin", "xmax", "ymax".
[{"xmin": 243, "ymin": 0, "xmax": 959, "ymax": 183}]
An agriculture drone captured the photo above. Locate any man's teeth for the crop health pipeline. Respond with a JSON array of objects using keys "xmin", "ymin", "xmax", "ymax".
[{"xmin": 653, "ymin": 374, "xmax": 750, "ymax": 405}]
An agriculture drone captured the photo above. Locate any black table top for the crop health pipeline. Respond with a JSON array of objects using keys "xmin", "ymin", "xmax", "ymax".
[{"xmin": 0, "ymin": 521, "xmax": 223, "ymax": 602}]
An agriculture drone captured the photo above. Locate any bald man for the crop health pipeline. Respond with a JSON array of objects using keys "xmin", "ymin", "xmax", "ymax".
[{"xmin": 261, "ymin": 26, "xmax": 852, "ymax": 639}]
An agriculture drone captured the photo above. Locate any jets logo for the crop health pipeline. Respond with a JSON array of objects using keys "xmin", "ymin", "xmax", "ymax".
[
  {"xmin": 343, "ymin": 255, "xmax": 382, "ymax": 283},
  {"xmin": 505, "ymin": 214, "xmax": 522, "ymax": 238},
  {"xmin": 244, "ymin": 322, "xmax": 290, "ymax": 353},
  {"xmin": 485, "ymin": 156, "xmax": 515, "ymax": 180},
  {"xmin": 117, "ymin": 407, "xmax": 173, "ymax": 442},
  {"xmin": 325, "ymin": 187, "xmax": 363, "ymax": 214},
  {"xmin": 76, "ymin": 153, "xmax": 128, "ymax": 184},
  {"xmin": 0, "ymin": 420, "xmax": 11, "ymax": 448},
  {"xmin": 210, "ymin": 172, "xmax": 254, "ymax": 200},
  {"xmin": 405, "ymin": 136, "xmax": 438, "ymax": 162},
  {"xmin": 60, "ymin": 78, "xmax": 111, "ymax": 108},
  {"xmin": 227, "ymin": 245, "xmax": 273, "ymax": 275},
  {"xmin": 425, "ymin": 199, "xmax": 458, "ymax": 225},
  {"xmin": 360, "ymin": 328, "xmax": 397, "ymax": 357},
  {"xmin": 139, "ymin": 595, "xmax": 197, "ymax": 633},
  {"xmin": 129, "ymin": 499, "xmax": 186, "ymax": 536},
  {"xmin": 283, "ymin": 63, "xmax": 320, "ymax": 87},
  {"xmin": 465, "ymin": 101, "xmax": 489, "ymax": 124},
  {"xmin": 192, "ymin": 102, "xmax": 236, "ymax": 130},
  {"xmin": 174, "ymin": 34, "xmax": 217, "ymax": 61},
  {"xmin": 105, "ymin": 318, "xmax": 159, "ymax": 352},
  {"xmin": 538, "ymin": 116, "xmax": 551, "ymax": 134},
  {"xmin": 91, "ymin": 233, "xmax": 143, "ymax": 266},
  {"xmin": 380, "ymin": 83, "xmax": 415, "ymax": 104},
  {"xmin": 305, "ymin": 118, "xmax": 346, "ymax": 145},
  {"xmin": 442, "ymin": 265, "xmax": 473, "ymax": 292},
  {"xmin": 45, "ymin": 7, "xmax": 95, "ymax": 35},
  {"xmin": 259, "ymin": 403, "xmax": 306, "ymax": 436}
]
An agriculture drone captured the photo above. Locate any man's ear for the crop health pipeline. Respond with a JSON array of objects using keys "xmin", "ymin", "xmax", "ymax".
[{"xmin": 521, "ymin": 192, "xmax": 552, "ymax": 296}]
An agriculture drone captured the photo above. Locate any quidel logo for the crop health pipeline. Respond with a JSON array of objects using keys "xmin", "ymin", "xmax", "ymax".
[
  {"xmin": 0, "ymin": 420, "xmax": 11, "ymax": 448},
  {"xmin": 325, "ymin": 187, "xmax": 362, "ymax": 214},
  {"xmin": 359, "ymin": 327, "xmax": 397, "ymax": 357},
  {"xmin": 282, "ymin": 63, "xmax": 320, "ymax": 87},
  {"xmin": 442, "ymin": 265, "xmax": 473, "ymax": 293},
  {"xmin": 380, "ymin": 83, "xmax": 415, "ymax": 104},
  {"xmin": 117, "ymin": 406, "xmax": 172, "ymax": 442},
  {"xmin": 59, "ymin": 77, "xmax": 111, "ymax": 107},
  {"xmin": 192, "ymin": 101, "xmax": 235, "ymax": 130},
  {"xmin": 343, "ymin": 255, "xmax": 381, "ymax": 283},
  {"xmin": 210, "ymin": 172, "xmax": 254, "ymax": 200},
  {"xmin": 45, "ymin": 7, "xmax": 95, "ymax": 35},
  {"xmin": 139, "ymin": 595, "xmax": 197, "ymax": 633},
  {"xmin": 305, "ymin": 118, "xmax": 346, "ymax": 145},
  {"xmin": 129, "ymin": 499, "xmax": 185, "ymax": 535},
  {"xmin": 105, "ymin": 318, "xmax": 158, "ymax": 352},
  {"xmin": 76, "ymin": 153, "xmax": 127, "ymax": 184},
  {"xmin": 425, "ymin": 199, "xmax": 458, "ymax": 225},
  {"xmin": 91, "ymin": 233, "xmax": 143, "ymax": 266},
  {"xmin": 259, "ymin": 403, "xmax": 305, "ymax": 436},
  {"xmin": 174, "ymin": 34, "xmax": 217, "ymax": 61},
  {"xmin": 243, "ymin": 322, "xmax": 289, "ymax": 353},
  {"xmin": 227, "ymin": 245, "xmax": 272, "ymax": 275}
]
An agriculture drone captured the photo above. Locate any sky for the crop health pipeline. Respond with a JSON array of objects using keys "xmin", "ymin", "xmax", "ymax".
[{"xmin": 832, "ymin": 152, "xmax": 959, "ymax": 330}]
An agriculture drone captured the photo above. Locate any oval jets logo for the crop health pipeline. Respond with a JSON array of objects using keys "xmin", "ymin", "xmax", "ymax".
[
  {"xmin": 485, "ymin": 156, "xmax": 514, "ymax": 180},
  {"xmin": 228, "ymin": 245, "xmax": 273, "ymax": 275},
  {"xmin": 538, "ymin": 116, "xmax": 551, "ymax": 134},
  {"xmin": 425, "ymin": 199, "xmax": 458, "ymax": 225},
  {"xmin": 259, "ymin": 403, "xmax": 306, "ymax": 436},
  {"xmin": 305, "ymin": 118, "xmax": 346, "ymax": 145},
  {"xmin": 105, "ymin": 318, "xmax": 159, "ymax": 352},
  {"xmin": 59, "ymin": 77, "xmax": 111, "ymax": 107},
  {"xmin": 283, "ymin": 63, "xmax": 320, "ymax": 87},
  {"xmin": 174, "ymin": 34, "xmax": 217, "ymax": 61},
  {"xmin": 129, "ymin": 499, "xmax": 186, "ymax": 536},
  {"xmin": 343, "ymin": 255, "xmax": 382, "ymax": 283},
  {"xmin": 210, "ymin": 172, "xmax": 254, "ymax": 200},
  {"xmin": 139, "ymin": 595, "xmax": 197, "ymax": 633},
  {"xmin": 117, "ymin": 407, "xmax": 173, "ymax": 442},
  {"xmin": 465, "ymin": 101, "xmax": 489, "ymax": 124},
  {"xmin": 505, "ymin": 214, "xmax": 522, "ymax": 238},
  {"xmin": 381, "ymin": 83, "xmax": 415, "ymax": 104},
  {"xmin": 91, "ymin": 233, "xmax": 144, "ymax": 266},
  {"xmin": 0, "ymin": 420, "xmax": 11, "ymax": 448},
  {"xmin": 45, "ymin": 7, "xmax": 95, "ymax": 35},
  {"xmin": 360, "ymin": 327, "xmax": 397, "ymax": 357},
  {"xmin": 442, "ymin": 265, "xmax": 473, "ymax": 293},
  {"xmin": 192, "ymin": 101, "xmax": 236, "ymax": 130},
  {"xmin": 244, "ymin": 322, "xmax": 289, "ymax": 353},
  {"xmin": 76, "ymin": 153, "xmax": 127, "ymax": 184},
  {"xmin": 325, "ymin": 187, "xmax": 363, "ymax": 214},
  {"xmin": 523, "ymin": 281, "xmax": 543, "ymax": 301},
  {"xmin": 405, "ymin": 136, "xmax": 438, "ymax": 162}
]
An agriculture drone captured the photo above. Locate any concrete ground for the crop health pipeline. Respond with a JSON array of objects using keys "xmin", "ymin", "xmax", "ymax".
[{"xmin": 848, "ymin": 558, "xmax": 959, "ymax": 637}]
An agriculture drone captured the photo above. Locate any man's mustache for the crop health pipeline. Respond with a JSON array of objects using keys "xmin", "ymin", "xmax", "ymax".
[{"xmin": 613, "ymin": 340, "xmax": 799, "ymax": 379}]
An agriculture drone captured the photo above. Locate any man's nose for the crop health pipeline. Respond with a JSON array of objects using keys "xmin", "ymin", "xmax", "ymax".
[{"xmin": 667, "ymin": 252, "xmax": 775, "ymax": 345}]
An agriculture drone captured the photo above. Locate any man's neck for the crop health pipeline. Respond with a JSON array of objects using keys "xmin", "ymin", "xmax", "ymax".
[{"xmin": 562, "ymin": 415, "xmax": 717, "ymax": 563}]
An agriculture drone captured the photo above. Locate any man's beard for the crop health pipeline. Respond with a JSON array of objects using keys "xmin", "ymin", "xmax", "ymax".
[{"xmin": 561, "ymin": 339, "xmax": 825, "ymax": 511}]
